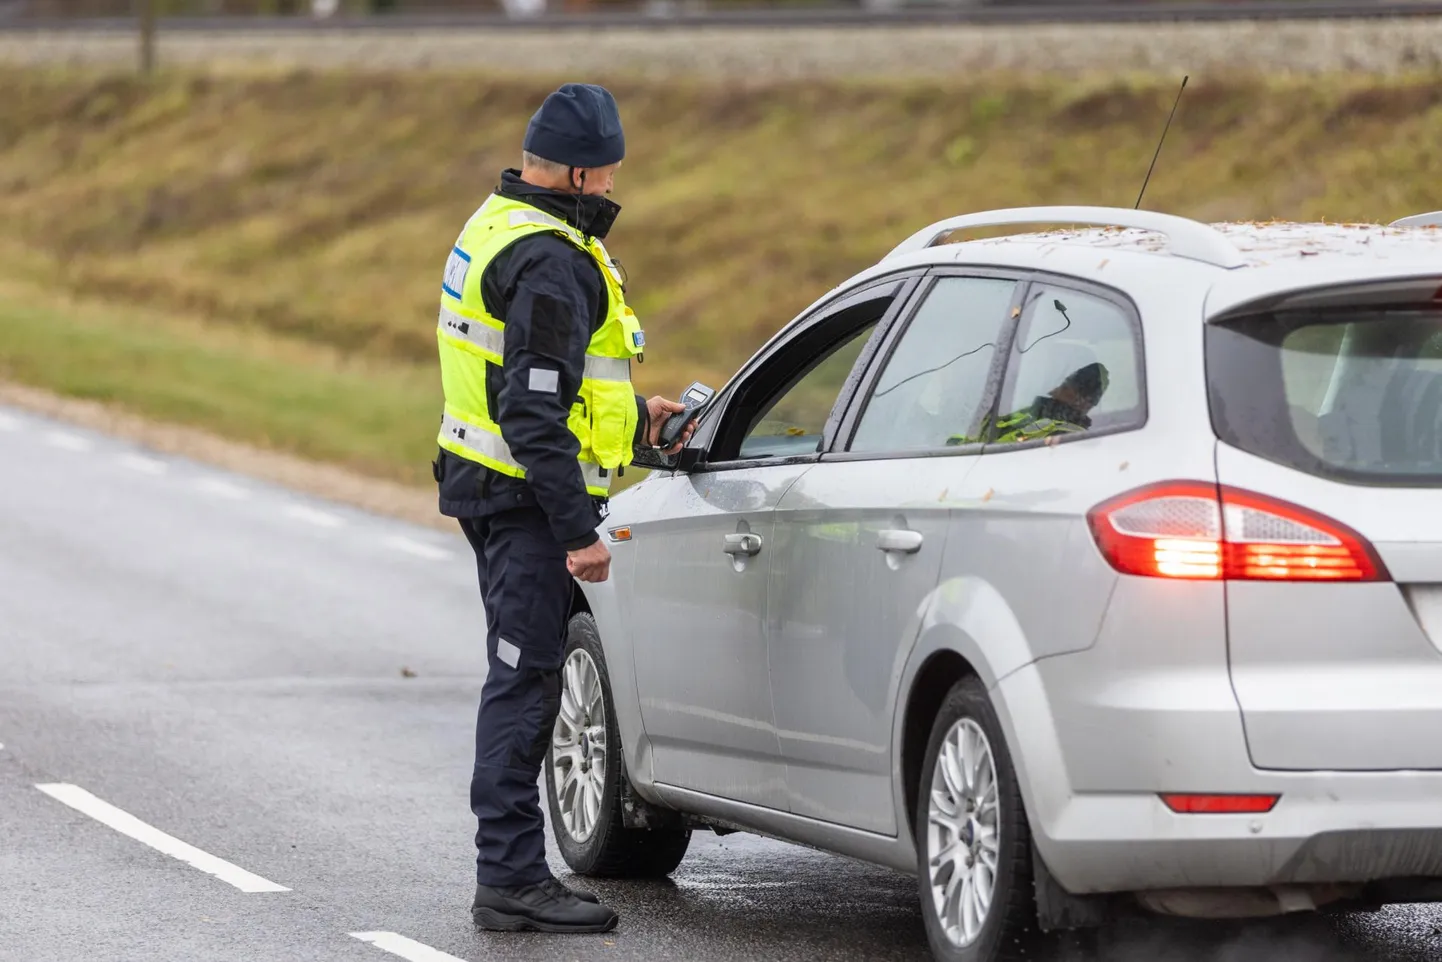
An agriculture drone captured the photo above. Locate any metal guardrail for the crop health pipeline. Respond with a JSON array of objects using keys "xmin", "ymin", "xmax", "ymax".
[{"xmin": 5, "ymin": 0, "xmax": 1442, "ymax": 29}]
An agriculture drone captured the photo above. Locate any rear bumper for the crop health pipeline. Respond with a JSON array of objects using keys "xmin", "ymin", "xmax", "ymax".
[
  {"xmin": 1029, "ymin": 776, "xmax": 1442, "ymax": 893},
  {"xmin": 995, "ymin": 655, "xmax": 1442, "ymax": 894}
]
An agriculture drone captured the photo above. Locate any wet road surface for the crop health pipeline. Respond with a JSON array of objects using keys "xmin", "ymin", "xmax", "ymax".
[{"xmin": 3, "ymin": 403, "xmax": 1442, "ymax": 962}]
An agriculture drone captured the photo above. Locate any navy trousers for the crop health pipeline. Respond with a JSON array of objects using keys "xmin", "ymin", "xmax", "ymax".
[{"xmin": 459, "ymin": 507, "xmax": 574, "ymax": 888}]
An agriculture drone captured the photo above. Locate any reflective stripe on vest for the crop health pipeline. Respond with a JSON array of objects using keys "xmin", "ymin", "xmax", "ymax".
[
  {"xmin": 438, "ymin": 305, "xmax": 630, "ymax": 381},
  {"xmin": 441, "ymin": 411, "xmax": 605, "ymax": 493}
]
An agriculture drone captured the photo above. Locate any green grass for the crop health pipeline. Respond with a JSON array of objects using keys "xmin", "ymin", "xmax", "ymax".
[
  {"xmin": 0, "ymin": 278, "xmax": 440, "ymax": 482},
  {"xmin": 3, "ymin": 67, "xmax": 1442, "ymax": 486}
]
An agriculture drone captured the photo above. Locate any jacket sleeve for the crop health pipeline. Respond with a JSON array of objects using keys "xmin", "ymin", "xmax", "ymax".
[
  {"xmin": 492, "ymin": 235, "xmax": 605, "ymax": 551},
  {"xmin": 633, "ymin": 395, "xmax": 649, "ymax": 454}
]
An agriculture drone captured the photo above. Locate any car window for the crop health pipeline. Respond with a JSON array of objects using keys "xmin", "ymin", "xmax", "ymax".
[
  {"xmin": 849, "ymin": 276, "xmax": 1018, "ymax": 453},
  {"xmin": 737, "ymin": 321, "xmax": 879, "ymax": 460},
  {"xmin": 983, "ymin": 283, "xmax": 1144, "ymax": 447},
  {"xmin": 1210, "ymin": 305, "xmax": 1442, "ymax": 484}
]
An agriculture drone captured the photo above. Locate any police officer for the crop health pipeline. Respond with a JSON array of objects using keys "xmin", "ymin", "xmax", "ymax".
[{"xmin": 432, "ymin": 83, "xmax": 694, "ymax": 935}]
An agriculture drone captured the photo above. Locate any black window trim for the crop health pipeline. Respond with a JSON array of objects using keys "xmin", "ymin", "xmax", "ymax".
[
  {"xmin": 684, "ymin": 270, "xmax": 926, "ymax": 475},
  {"xmin": 820, "ymin": 265, "xmax": 1150, "ymax": 463}
]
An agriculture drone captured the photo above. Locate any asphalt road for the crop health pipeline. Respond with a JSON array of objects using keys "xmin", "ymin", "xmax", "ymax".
[{"xmin": 4, "ymin": 402, "xmax": 1442, "ymax": 962}]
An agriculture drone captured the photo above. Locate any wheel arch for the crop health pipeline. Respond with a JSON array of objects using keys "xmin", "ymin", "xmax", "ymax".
[
  {"xmin": 569, "ymin": 582, "xmax": 593, "ymax": 620},
  {"xmin": 900, "ymin": 647, "xmax": 978, "ymax": 842},
  {"xmin": 566, "ymin": 578, "xmax": 659, "ymax": 802},
  {"xmin": 895, "ymin": 577, "xmax": 1045, "ymax": 843}
]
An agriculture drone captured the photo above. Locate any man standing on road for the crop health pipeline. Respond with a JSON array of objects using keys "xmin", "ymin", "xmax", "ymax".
[{"xmin": 432, "ymin": 83, "xmax": 694, "ymax": 935}]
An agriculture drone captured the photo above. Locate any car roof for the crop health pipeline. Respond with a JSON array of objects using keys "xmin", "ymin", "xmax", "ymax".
[
  {"xmin": 961, "ymin": 220, "xmax": 1442, "ymax": 267},
  {"xmin": 847, "ymin": 207, "xmax": 1442, "ymax": 324}
]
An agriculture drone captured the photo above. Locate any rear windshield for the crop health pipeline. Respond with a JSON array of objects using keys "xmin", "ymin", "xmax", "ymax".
[{"xmin": 1207, "ymin": 306, "xmax": 1442, "ymax": 485}]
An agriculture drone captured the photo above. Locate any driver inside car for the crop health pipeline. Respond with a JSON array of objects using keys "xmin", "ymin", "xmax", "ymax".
[{"xmin": 948, "ymin": 361, "xmax": 1110, "ymax": 446}]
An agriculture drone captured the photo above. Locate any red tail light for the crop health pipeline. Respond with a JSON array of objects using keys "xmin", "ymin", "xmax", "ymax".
[
  {"xmin": 1088, "ymin": 481, "xmax": 1388, "ymax": 582},
  {"xmin": 1161, "ymin": 793, "xmax": 1280, "ymax": 814}
]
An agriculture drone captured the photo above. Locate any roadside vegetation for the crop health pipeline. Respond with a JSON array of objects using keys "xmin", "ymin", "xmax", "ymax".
[{"xmin": 2, "ymin": 68, "xmax": 1441, "ymax": 487}]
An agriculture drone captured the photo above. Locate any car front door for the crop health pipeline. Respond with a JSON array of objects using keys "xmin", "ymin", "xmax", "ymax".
[
  {"xmin": 628, "ymin": 277, "xmax": 913, "ymax": 811},
  {"xmin": 767, "ymin": 272, "xmax": 1025, "ymax": 833}
]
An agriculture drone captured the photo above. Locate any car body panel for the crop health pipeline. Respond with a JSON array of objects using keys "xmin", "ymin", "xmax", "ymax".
[
  {"xmin": 1216, "ymin": 444, "xmax": 1442, "ymax": 772},
  {"xmin": 575, "ymin": 526, "xmax": 657, "ymax": 794},
  {"xmin": 768, "ymin": 456, "xmax": 958, "ymax": 833},
  {"xmin": 626, "ymin": 463, "xmax": 810, "ymax": 811},
  {"xmin": 577, "ymin": 217, "xmax": 1442, "ymax": 902},
  {"xmin": 1204, "ymin": 260, "xmax": 1442, "ymax": 322}
]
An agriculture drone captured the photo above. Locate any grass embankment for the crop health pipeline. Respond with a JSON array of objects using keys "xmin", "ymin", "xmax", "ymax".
[{"xmin": 2, "ymin": 69, "xmax": 1442, "ymax": 487}]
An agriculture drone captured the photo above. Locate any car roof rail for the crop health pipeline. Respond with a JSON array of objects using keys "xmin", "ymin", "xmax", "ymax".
[
  {"xmin": 883, "ymin": 205, "xmax": 1247, "ymax": 269},
  {"xmin": 1390, "ymin": 211, "xmax": 1442, "ymax": 228}
]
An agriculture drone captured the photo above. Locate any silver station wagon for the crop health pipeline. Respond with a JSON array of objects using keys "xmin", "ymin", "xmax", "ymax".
[{"xmin": 543, "ymin": 206, "xmax": 1442, "ymax": 962}]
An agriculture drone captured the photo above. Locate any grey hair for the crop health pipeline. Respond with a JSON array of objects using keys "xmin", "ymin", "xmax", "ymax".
[{"xmin": 521, "ymin": 151, "xmax": 570, "ymax": 177}]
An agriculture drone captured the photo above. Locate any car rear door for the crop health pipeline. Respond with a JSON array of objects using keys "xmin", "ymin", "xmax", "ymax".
[
  {"xmin": 1207, "ymin": 276, "xmax": 1442, "ymax": 770},
  {"xmin": 628, "ymin": 277, "xmax": 909, "ymax": 811},
  {"xmin": 767, "ymin": 272, "xmax": 1023, "ymax": 834}
]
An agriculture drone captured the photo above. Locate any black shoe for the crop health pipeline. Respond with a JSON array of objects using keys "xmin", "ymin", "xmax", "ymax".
[
  {"xmin": 473, "ymin": 880, "xmax": 618, "ymax": 934},
  {"xmin": 543, "ymin": 875, "xmax": 600, "ymax": 905}
]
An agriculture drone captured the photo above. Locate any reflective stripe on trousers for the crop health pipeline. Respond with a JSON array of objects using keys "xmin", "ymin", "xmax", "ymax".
[
  {"xmin": 438, "ymin": 306, "xmax": 630, "ymax": 381},
  {"xmin": 441, "ymin": 412, "xmax": 605, "ymax": 490}
]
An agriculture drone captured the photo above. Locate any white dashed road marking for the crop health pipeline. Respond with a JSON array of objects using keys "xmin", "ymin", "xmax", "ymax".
[
  {"xmin": 35, "ymin": 783, "xmax": 290, "ymax": 894},
  {"xmin": 118, "ymin": 453, "xmax": 167, "ymax": 475},
  {"xmin": 351, "ymin": 932, "xmax": 471, "ymax": 962},
  {"xmin": 45, "ymin": 432, "xmax": 92, "ymax": 452},
  {"xmin": 284, "ymin": 505, "xmax": 344, "ymax": 529},
  {"xmin": 383, "ymin": 536, "xmax": 453, "ymax": 562},
  {"xmin": 195, "ymin": 477, "xmax": 250, "ymax": 500}
]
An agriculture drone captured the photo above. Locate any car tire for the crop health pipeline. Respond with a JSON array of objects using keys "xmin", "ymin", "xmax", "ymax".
[
  {"xmin": 545, "ymin": 612, "xmax": 691, "ymax": 878},
  {"xmin": 915, "ymin": 675, "xmax": 1037, "ymax": 962}
]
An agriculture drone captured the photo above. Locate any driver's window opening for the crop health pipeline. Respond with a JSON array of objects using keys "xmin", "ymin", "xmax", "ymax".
[{"xmin": 737, "ymin": 320, "xmax": 880, "ymax": 461}]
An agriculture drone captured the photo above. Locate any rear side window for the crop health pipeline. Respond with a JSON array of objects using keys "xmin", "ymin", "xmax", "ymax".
[
  {"xmin": 981, "ymin": 283, "xmax": 1145, "ymax": 447},
  {"xmin": 1209, "ymin": 306, "xmax": 1442, "ymax": 484}
]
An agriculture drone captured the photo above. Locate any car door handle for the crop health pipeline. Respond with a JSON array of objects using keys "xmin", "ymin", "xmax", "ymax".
[
  {"xmin": 723, "ymin": 533, "xmax": 763, "ymax": 556},
  {"xmin": 877, "ymin": 529, "xmax": 924, "ymax": 554}
]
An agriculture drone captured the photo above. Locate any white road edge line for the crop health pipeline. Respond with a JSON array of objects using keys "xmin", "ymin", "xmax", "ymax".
[
  {"xmin": 383, "ymin": 536, "xmax": 453, "ymax": 562},
  {"xmin": 34, "ymin": 783, "xmax": 290, "ymax": 894},
  {"xmin": 45, "ymin": 432, "xmax": 92, "ymax": 452},
  {"xmin": 284, "ymin": 505, "xmax": 344, "ymax": 529},
  {"xmin": 350, "ymin": 932, "xmax": 471, "ymax": 962},
  {"xmin": 118, "ymin": 453, "xmax": 167, "ymax": 475},
  {"xmin": 195, "ymin": 477, "xmax": 250, "ymax": 500}
]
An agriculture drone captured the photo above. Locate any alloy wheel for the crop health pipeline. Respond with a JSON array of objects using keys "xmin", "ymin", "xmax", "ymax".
[
  {"xmin": 551, "ymin": 647, "xmax": 609, "ymax": 843},
  {"xmin": 927, "ymin": 717, "xmax": 1002, "ymax": 948}
]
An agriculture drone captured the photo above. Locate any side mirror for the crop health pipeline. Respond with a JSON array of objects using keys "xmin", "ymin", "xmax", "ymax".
[
  {"xmin": 630, "ymin": 446, "xmax": 679, "ymax": 472},
  {"xmin": 628, "ymin": 444, "xmax": 705, "ymax": 473},
  {"xmin": 676, "ymin": 446, "xmax": 705, "ymax": 472}
]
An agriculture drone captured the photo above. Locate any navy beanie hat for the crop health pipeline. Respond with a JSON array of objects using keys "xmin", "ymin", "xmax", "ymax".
[{"xmin": 523, "ymin": 83, "xmax": 625, "ymax": 169}]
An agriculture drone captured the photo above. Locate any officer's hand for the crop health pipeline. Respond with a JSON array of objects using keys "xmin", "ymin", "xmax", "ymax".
[
  {"xmin": 646, "ymin": 396, "xmax": 697, "ymax": 456},
  {"xmin": 567, "ymin": 539, "xmax": 612, "ymax": 583}
]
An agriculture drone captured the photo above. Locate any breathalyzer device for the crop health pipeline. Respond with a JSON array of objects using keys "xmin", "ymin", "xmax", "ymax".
[{"xmin": 657, "ymin": 382, "xmax": 715, "ymax": 450}]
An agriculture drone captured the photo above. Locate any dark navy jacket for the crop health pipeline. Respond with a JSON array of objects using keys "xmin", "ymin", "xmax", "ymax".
[{"xmin": 434, "ymin": 170, "xmax": 647, "ymax": 551}]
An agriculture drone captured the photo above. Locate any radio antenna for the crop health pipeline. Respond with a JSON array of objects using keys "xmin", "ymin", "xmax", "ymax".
[{"xmin": 1135, "ymin": 75, "xmax": 1188, "ymax": 210}]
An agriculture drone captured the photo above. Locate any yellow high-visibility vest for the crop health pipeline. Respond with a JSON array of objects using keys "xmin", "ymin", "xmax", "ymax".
[{"xmin": 435, "ymin": 193, "xmax": 644, "ymax": 497}]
